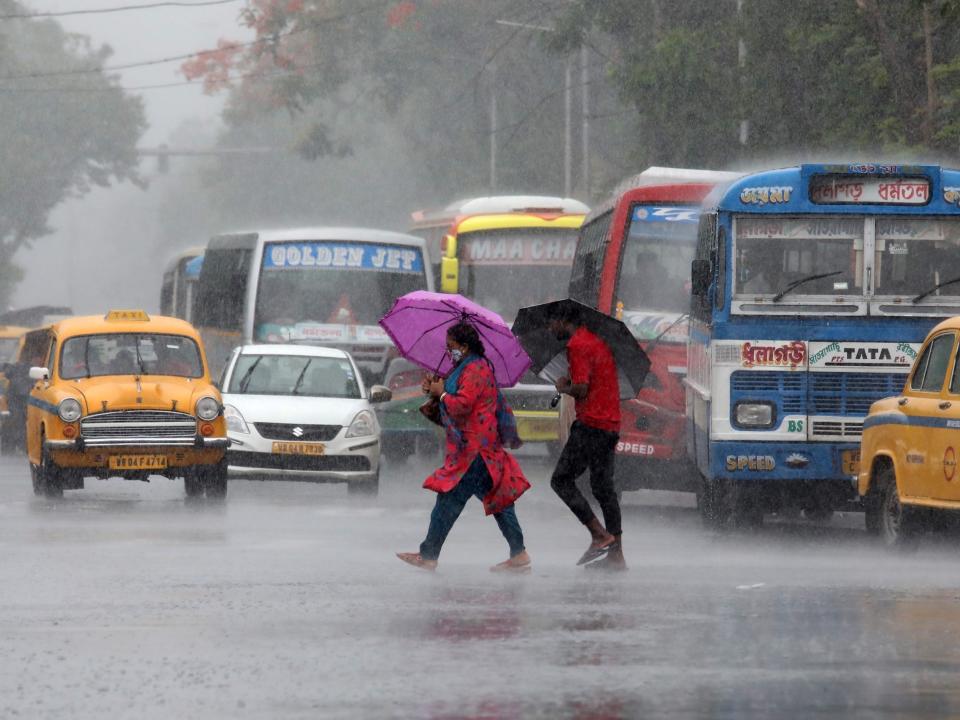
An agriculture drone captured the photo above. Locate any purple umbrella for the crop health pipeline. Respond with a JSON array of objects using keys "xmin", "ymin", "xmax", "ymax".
[{"xmin": 379, "ymin": 291, "xmax": 532, "ymax": 387}]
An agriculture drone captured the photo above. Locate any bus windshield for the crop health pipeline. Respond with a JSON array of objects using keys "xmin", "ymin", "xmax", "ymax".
[
  {"xmin": 459, "ymin": 228, "xmax": 576, "ymax": 320},
  {"xmin": 874, "ymin": 218, "xmax": 960, "ymax": 298},
  {"xmin": 614, "ymin": 206, "xmax": 699, "ymax": 339},
  {"xmin": 734, "ymin": 217, "xmax": 865, "ymax": 298},
  {"xmin": 254, "ymin": 241, "xmax": 427, "ymax": 340}
]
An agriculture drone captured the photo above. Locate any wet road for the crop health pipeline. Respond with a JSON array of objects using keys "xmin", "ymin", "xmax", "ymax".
[{"xmin": 2, "ymin": 452, "xmax": 960, "ymax": 719}]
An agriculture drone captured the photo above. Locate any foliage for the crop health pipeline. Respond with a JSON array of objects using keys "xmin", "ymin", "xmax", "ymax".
[
  {"xmin": 551, "ymin": 0, "xmax": 960, "ymax": 166},
  {"xmin": 0, "ymin": 1, "xmax": 145, "ymax": 308}
]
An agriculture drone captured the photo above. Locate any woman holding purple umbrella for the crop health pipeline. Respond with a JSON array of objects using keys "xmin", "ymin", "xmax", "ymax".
[{"xmin": 396, "ymin": 322, "xmax": 532, "ymax": 573}]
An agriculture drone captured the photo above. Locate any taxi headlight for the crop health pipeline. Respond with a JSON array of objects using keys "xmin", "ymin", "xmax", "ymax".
[
  {"xmin": 223, "ymin": 404, "xmax": 249, "ymax": 434},
  {"xmin": 346, "ymin": 409, "xmax": 377, "ymax": 438},
  {"xmin": 734, "ymin": 402, "xmax": 774, "ymax": 428},
  {"xmin": 196, "ymin": 396, "xmax": 221, "ymax": 421},
  {"xmin": 58, "ymin": 398, "xmax": 82, "ymax": 423}
]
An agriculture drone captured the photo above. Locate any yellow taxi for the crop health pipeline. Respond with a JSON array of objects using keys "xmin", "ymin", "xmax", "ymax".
[
  {"xmin": 26, "ymin": 311, "xmax": 229, "ymax": 498},
  {"xmin": 859, "ymin": 316, "xmax": 960, "ymax": 546}
]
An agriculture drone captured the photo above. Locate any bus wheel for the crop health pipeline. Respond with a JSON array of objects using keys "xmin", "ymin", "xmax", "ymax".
[
  {"xmin": 717, "ymin": 479, "xmax": 763, "ymax": 530},
  {"xmin": 877, "ymin": 468, "xmax": 917, "ymax": 550},
  {"xmin": 697, "ymin": 475, "xmax": 721, "ymax": 529}
]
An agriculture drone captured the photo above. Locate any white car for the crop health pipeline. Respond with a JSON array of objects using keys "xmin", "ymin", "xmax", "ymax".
[{"xmin": 220, "ymin": 344, "xmax": 392, "ymax": 495}]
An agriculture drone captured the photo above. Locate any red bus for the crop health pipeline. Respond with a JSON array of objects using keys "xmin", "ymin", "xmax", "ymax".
[{"xmin": 566, "ymin": 167, "xmax": 739, "ymax": 493}]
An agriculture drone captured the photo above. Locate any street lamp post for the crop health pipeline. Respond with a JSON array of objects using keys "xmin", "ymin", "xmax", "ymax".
[{"xmin": 494, "ymin": 19, "xmax": 588, "ymax": 198}]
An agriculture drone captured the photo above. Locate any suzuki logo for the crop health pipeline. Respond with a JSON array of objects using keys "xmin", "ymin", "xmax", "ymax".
[{"xmin": 292, "ymin": 427, "xmax": 304, "ymax": 438}]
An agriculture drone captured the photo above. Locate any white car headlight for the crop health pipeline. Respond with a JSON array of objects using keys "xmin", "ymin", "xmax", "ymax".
[
  {"xmin": 223, "ymin": 404, "xmax": 249, "ymax": 434},
  {"xmin": 734, "ymin": 402, "xmax": 774, "ymax": 428},
  {"xmin": 58, "ymin": 397, "xmax": 82, "ymax": 423},
  {"xmin": 345, "ymin": 409, "xmax": 378, "ymax": 438},
  {"xmin": 196, "ymin": 396, "xmax": 221, "ymax": 421}
]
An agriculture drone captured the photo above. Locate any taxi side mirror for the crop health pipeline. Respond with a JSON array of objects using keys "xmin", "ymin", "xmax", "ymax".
[
  {"xmin": 369, "ymin": 385, "xmax": 393, "ymax": 403},
  {"xmin": 28, "ymin": 366, "xmax": 49, "ymax": 381}
]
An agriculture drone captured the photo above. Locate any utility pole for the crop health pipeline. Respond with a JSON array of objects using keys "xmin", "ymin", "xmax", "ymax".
[
  {"xmin": 737, "ymin": 0, "xmax": 749, "ymax": 148},
  {"xmin": 564, "ymin": 54, "xmax": 572, "ymax": 197},
  {"xmin": 580, "ymin": 44, "xmax": 590, "ymax": 199},
  {"xmin": 490, "ymin": 61, "xmax": 498, "ymax": 191}
]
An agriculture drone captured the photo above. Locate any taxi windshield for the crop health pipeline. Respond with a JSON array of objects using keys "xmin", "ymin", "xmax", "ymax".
[
  {"xmin": 60, "ymin": 334, "xmax": 203, "ymax": 379},
  {"xmin": 228, "ymin": 354, "xmax": 361, "ymax": 398}
]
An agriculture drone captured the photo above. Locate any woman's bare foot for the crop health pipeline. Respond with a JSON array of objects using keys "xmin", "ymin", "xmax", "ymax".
[
  {"xmin": 490, "ymin": 550, "xmax": 531, "ymax": 573},
  {"xmin": 396, "ymin": 552, "xmax": 438, "ymax": 571}
]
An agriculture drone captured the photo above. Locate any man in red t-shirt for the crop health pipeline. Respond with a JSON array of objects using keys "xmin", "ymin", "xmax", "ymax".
[{"xmin": 549, "ymin": 305, "xmax": 625, "ymax": 570}]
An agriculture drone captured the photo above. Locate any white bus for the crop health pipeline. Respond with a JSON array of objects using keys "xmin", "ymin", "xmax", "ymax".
[
  {"xmin": 160, "ymin": 246, "xmax": 204, "ymax": 322},
  {"xmin": 193, "ymin": 227, "xmax": 433, "ymax": 381}
]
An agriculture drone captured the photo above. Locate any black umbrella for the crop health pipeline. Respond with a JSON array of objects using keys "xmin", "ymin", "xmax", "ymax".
[{"xmin": 512, "ymin": 299, "xmax": 651, "ymax": 401}]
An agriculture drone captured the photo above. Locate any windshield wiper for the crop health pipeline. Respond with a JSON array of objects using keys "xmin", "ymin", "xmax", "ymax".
[
  {"xmin": 772, "ymin": 271, "xmax": 843, "ymax": 303},
  {"xmin": 133, "ymin": 338, "xmax": 146, "ymax": 376},
  {"xmin": 237, "ymin": 356, "xmax": 263, "ymax": 393},
  {"xmin": 642, "ymin": 313, "xmax": 689, "ymax": 354},
  {"xmin": 911, "ymin": 275, "xmax": 960, "ymax": 304},
  {"xmin": 291, "ymin": 359, "xmax": 313, "ymax": 395}
]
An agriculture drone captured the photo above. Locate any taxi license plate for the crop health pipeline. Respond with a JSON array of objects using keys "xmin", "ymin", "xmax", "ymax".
[
  {"xmin": 109, "ymin": 455, "xmax": 168, "ymax": 471},
  {"xmin": 272, "ymin": 441, "xmax": 325, "ymax": 456},
  {"xmin": 841, "ymin": 449, "xmax": 860, "ymax": 475}
]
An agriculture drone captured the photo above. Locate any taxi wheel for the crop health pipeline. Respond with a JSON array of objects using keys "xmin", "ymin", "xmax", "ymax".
[
  {"xmin": 202, "ymin": 459, "xmax": 228, "ymax": 500},
  {"xmin": 878, "ymin": 471, "xmax": 918, "ymax": 550},
  {"xmin": 347, "ymin": 471, "xmax": 380, "ymax": 498},
  {"xmin": 183, "ymin": 470, "xmax": 204, "ymax": 498},
  {"xmin": 37, "ymin": 433, "xmax": 64, "ymax": 498}
]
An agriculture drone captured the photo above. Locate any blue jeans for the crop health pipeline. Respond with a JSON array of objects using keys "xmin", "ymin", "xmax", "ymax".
[{"xmin": 419, "ymin": 455, "xmax": 525, "ymax": 561}]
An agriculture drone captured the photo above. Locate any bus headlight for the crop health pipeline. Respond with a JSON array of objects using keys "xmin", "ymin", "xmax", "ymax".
[
  {"xmin": 58, "ymin": 398, "xmax": 82, "ymax": 423},
  {"xmin": 346, "ymin": 410, "xmax": 377, "ymax": 438},
  {"xmin": 196, "ymin": 396, "xmax": 221, "ymax": 421},
  {"xmin": 734, "ymin": 402, "xmax": 774, "ymax": 428},
  {"xmin": 223, "ymin": 404, "xmax": 249, "ymax": 434}
]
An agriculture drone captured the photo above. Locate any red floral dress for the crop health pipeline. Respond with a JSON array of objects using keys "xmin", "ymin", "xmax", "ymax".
[{"xmin": 423, "ymin": 360, "xmax": 531, "ymax": 515}]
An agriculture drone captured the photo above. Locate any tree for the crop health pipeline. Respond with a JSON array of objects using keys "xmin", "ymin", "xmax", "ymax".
[
  {"xmin": 181, "ymin": 0, "xmax": 639, "ymax": 217},
  {"xmin": 0, "ymin": 1, "xmax": 146, "ymax": 307}
]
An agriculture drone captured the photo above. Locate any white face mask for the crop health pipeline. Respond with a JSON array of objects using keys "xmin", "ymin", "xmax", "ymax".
[{"xmin": 449, "ymin": 347, "xmax": 465, "ymax": 363}]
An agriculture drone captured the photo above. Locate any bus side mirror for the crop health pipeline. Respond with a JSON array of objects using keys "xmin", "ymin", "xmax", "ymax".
[
  {"xmin": 440, "ymin": 256, "xmax": 459, "ymax": 294},
  {"xmin": 691, "ymin": 259, "xmax": 712, "ymax": 296}
]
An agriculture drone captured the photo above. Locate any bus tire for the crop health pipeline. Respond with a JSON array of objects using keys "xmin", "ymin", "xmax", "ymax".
[
  {"xmin": 697, "ymin": 475, "xmax": 721, "ymax": 529},
  {"xmin": 716, "ymin": 479, "xmax": 763, "ymax": 530}
]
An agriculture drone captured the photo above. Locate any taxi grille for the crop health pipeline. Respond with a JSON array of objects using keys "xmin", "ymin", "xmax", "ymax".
[
  {"xmin": 254, "ymin": 423, "xmax": 341, "ymax": 442},
  {"xmin": 81, "ymin": 411, "xmax": 197, "ymax": 447}
]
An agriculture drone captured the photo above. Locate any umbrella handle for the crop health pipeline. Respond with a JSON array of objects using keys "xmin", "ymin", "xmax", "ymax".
[{"xmin": 550, "ymin": 393, "xmax": 561, "ymax": 408}]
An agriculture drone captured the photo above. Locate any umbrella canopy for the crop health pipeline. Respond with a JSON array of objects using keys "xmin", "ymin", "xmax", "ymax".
[
  {"xmin": 379, "ymin": 291, "xmax": 532, "ymax": 388},
  {"xmin": 512, "ymin": 299, "xmax": 651, "ymax": 400}
]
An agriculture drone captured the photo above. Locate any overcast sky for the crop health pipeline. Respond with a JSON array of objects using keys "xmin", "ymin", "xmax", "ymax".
[{"xmin": 14, "ymin": 0, "xmax": 253, "ymax": 313}]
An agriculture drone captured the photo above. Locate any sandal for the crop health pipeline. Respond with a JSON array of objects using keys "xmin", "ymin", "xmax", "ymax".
[
  {"xmin": 576, "ymin": 537, "xmax": 616, "ymax": 566},
  {"xmin": 490, "ymin": 551, "xmax": 532, "ymax": 574},
  {"xmin": 396, "ymin": 552, "xmax": 438, "ymax": 571}
]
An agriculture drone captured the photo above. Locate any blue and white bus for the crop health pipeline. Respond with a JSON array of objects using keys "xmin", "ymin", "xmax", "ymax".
[{"xmin": 686, "ymin": 163, "xmax": 960, "ymax": 526}]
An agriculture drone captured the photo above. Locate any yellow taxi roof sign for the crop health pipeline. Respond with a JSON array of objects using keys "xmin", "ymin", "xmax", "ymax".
[{"xmin": 105, "ymin": 310, "xmax": 150, "ymax": 322}]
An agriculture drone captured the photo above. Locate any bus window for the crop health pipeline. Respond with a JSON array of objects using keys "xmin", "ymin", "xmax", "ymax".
[
  {"xmin": 874, "ymin": 218, "xmax": 960, "ymax": 298},
  {"xmin": 570, "ymin": 210, "xmax": 612, "ymax": 304},
  {"xmin": 614, "ymin": 206, "xmax": 698, "ymax": 316},
  {"xmin": 195, "ymin": 248, "xmax": 253, "ymax": 331},
  {"xmin": 734, "ymin": 217, "xmax": 863, "ymax": 297}
]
